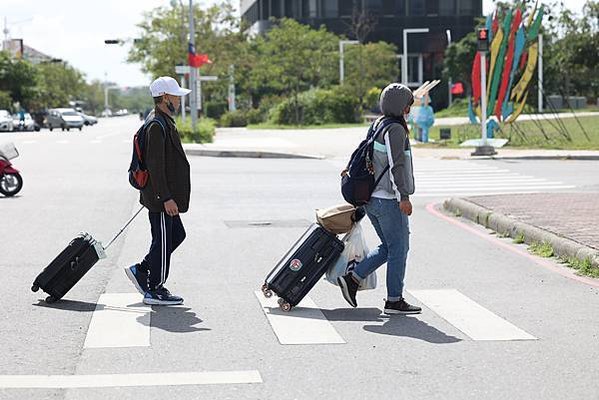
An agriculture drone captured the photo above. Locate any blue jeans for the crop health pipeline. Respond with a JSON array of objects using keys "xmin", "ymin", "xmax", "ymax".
[{"xmin": 352, "ymin": 198, "xmax": 410, "ymax": 301}]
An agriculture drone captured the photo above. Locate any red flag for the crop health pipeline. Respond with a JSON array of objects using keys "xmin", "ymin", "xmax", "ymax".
[
  {"xmin": 188, "ymin": 53, "xmax": 212, "ymax": 68},
  {"xmin": 451, "ymin": 82, "xmax": 464, "ymax": 96}
]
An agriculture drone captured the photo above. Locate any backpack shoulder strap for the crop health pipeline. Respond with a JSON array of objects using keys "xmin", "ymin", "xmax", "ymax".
[
  {"xmin": 144, "ymin": 115, "xmax": 166, "ymax": 137},
  {"xmin": 369, "ymin": 116, "xmax": 399, "ymax": 144}
]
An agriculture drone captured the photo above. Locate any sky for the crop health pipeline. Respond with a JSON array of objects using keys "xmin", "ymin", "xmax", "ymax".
[{"xmin": 2, "ymin": 0, "xmax": 585, "ymax": 88}]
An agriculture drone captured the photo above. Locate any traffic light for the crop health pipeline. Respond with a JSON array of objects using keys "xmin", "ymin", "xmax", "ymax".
[{"xmin": 477, "ymin": 28, "xmax": 489, "ymax": 52}]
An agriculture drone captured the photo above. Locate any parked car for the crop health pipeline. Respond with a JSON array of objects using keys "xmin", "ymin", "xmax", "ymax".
[
  {"xmin": 78, "ymin": 112, "xmax": 98, "ymax": 126},
  {"xmin": 114, "ymin": 108, "xmax": 129, "ymax": 116},
  {"xmin": 0, "ymin": 110, "xmax": 14, "ymax": 132},
  {"xmin": 12, "ymin": 113, "xmax": 37, "ymax": 131},
  {"xmin": 100, "ymin": 109, "xmax": 113, "ymax": 118},
  {"xmin": 46, "ymin": 108, "xmax": 85, "ymax": 131}
]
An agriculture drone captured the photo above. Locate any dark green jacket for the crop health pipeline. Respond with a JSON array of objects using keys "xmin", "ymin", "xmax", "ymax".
[{"xmin": 139, "ymin": 108, "xmax": 191, "ymax": 213}]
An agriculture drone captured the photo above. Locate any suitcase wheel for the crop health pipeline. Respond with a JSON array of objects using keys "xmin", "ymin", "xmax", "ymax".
[
  {"xmin": 261, "ymin": 283, "xmax": 273, "ymax": 298},
  {"xmin": 45, "ymin": 296, "xmax": 58, "ymax": 304},
  {"xmin": 277, "ymin": 298, "xmax": 285, "ymax": 306},
  {"xmin": 279, "ymin": 301, "xmax": 292, "ymax": 312},
  {"xmin": 31, "ymin": 284, "xmax": 39, "ymax": 292}
]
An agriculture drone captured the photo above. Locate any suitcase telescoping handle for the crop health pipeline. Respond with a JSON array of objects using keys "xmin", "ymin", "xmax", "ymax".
[{"xmin": 103, "ymin": 206, "xmax": 145, "ymax": 251}]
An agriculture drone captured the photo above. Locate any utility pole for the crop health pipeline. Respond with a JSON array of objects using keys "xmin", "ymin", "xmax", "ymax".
[
  {"xmin": 446, "ymin": 29, "xmax": 453, "ymax": 107},
  {"xmin": 228, "ymin": 64, "xmax": 236, "ymax": 112},
  {"xmin": 472, "ymin": 28, "xmax": 496, "ymax": 156},
  {"xmin": 189, "ymin": 0, "xmax": 198, "ymax": 136},
  {"xmin": 538, "ymin": 34, "xmax": 543, "ymax": 113}
]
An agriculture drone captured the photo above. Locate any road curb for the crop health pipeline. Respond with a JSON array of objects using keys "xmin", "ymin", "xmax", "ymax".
[
  {"xmin": 443, "ymin": 197, "xmax": 599, "ymax": 270},
  {"xmin": 483, "ymin": 155, "xmax": 599, "ymax": 161},
  {"xmin": 184, "ymin": 148, "xmax": 324, "ymax": 160}
]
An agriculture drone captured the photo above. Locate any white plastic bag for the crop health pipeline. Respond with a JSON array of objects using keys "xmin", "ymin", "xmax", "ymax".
[{"xmin": 326, "ymin": 222, "xmax": 377, "ymax": 290}]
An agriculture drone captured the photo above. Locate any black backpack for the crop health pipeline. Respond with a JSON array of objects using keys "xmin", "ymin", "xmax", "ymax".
[
  {"xmin": 128, "ymin": 115, "xmax": 166, "ymax": 190},
  {"xmin": 341, "ymin": 117, "xmax": 400, "ymax": 206}
]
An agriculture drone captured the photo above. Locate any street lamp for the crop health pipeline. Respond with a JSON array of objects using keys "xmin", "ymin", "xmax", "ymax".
[
  {"xmin": 339, "ymin": 40, "xmax": 359, "ymax": 84},
  {"xmin": 446, "ymin": 29, "xmax": 453, "ymax": 107},
  {"xmin": 402, "ymin": 28, "xmax": 429, "ymax": 87}
]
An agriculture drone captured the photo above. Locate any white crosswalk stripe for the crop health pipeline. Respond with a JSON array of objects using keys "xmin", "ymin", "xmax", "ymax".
[{"xmin": 328, "ymin": 158, "xmax": 576, "ymax": 196}]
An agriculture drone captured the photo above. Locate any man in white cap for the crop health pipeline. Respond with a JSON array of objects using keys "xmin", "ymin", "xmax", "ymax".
[{"xmin": 124, "ymin": 76, "xmax": 191, "ymax": 305}]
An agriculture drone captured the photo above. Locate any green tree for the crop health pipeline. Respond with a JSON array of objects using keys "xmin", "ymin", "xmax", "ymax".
[
  {"xmin": 251, "ymin": 18, "xmax": 339, "ymax": 124},
  {"xmin": 128, "ymin": 1, "xmax": 250, "ymax": 108},
  {"xmin": 0, "ymin": 51, "xmax": 38, "ymax": 110},
  {"xmin": 343, "ymin": 41, "xmax": 398, "ymax": 107},
  {"xmin": 33, "ymin": 62, "xmax": 86, "ymax": 109},
  {"xmin": 82, "ymin": 80, "xmax": 106, "ymax": 115},
  {"xmin": 543, "ymin": 1, "xmax": 599, "ymax": 99}
]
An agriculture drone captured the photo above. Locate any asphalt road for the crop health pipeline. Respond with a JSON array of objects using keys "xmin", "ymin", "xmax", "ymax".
[{"xmin": 1, "ymin": 116, "xmax": 597, "ymax": 400}]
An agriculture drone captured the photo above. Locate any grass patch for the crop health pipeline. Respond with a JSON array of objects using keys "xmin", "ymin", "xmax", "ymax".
[
  {"xmin": 421, "ymin": 114, "xmax": 599, "ymax": 150},
  {"xmin": 513, "ymin": 232, "xmax": 526, "ymax": 244},
  {"xmin": 435, "ymin": 98, "xmax": 470, "ymax": 118},
  {"xmin": 176, "ymin": 116, "xmax": 216, "ymax": 143},
  {"xmin": 247, "ymin": 122, "xmax": 369, "ymax": 130},
  {"xmin": 563, "ymin": 257, "xmax": 599, "ymax": 278},
  {"xmin": 529, "ymin": 241, "xmax": 554, "ymax": 258}
]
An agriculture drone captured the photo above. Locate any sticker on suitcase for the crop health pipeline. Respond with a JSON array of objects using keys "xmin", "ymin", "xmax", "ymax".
[{"xmin": 289, "ymin": 259, "xmax": 303, "ymax": 272}]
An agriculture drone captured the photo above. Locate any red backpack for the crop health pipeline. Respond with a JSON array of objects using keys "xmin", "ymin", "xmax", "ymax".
[{"xmin": 128, "ymin": 115, "xmax": 166, "ymax": 190}]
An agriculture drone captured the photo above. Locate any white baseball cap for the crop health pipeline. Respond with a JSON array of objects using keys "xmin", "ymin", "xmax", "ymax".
[{"xmin": 149, "ymin": 76, "xmax": 191, "ymax": 97}]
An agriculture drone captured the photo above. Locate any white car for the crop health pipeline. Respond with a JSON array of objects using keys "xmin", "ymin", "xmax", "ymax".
[
  {"xmin": 0, "ymin": 110, "xmax": 14, "ymax": 132},
  {"xmin": 12, "ymin": 113, "xmax": 36, "ymax": 131},
  {"xmin": 78, "ymin": 112, "xmax": 98, "ymax": 126},
  {"xmin": 46, "ymin": 108, "xmax": 85, "ymax": 131}
]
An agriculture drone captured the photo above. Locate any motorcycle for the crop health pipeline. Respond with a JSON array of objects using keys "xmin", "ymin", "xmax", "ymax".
[{"xmin": 0, "ymin": 142, "xmax": 23, "ymax": 197}]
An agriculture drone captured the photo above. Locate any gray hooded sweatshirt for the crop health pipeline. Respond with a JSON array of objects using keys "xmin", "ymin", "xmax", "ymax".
[{"xmin": 371, "ymin": 83, "xmax": 415, "ymax": 201}]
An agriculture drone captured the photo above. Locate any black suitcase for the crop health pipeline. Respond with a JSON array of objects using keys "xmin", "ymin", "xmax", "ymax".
[
  {"xmin": 261, "ymin": 224, "xmax": 344, "ymax": 312},
  {"xmin": 31, "ymin": 233, "xmax": 105, "ymax": 303},
  {"xmin": 31, "ymin": 207, "xmax": 144, "ymax": 303}
]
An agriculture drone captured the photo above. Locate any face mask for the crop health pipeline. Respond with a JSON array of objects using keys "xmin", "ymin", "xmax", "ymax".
[{"xmin": 166, "ymin": 99, "xmax": 176, "ymax": 114}]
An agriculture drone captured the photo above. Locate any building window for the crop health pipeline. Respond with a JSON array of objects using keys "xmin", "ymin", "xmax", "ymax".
[
  {"xmin": 339, "ymin": 0, "xmax": 357, "ymax": 17},
  {"xmin": 321, "ymin": 0, "xmax": 338, "ymax": 17},
  {"xmin": 439, "ymin": 0, "xmax": 455, "ymax": 16},
  {"xmin": 284, "ymin": 0, "xmax": 296, "ymax": 17},
  {"xmin": 408, "ymin": 0, "xmax": 425, "ymax": 16},
  {"xmin": 458, "ymin": 0, "xmax": 474, "ymax": 15},
  {"xmin": 272, "ymin": 0, "xmax": 282, "ymax": 17},
  {"xmin": 408, "ymin": 54, "xmax": 423, "ymax": 86},
  {"xmin": 244, "ymin": 2, "xmax": 260, "ymax": 23},
  {"xmin": 364, "ymin": 0, "xmax": 383, "ymax": 15},
  {"xmin": 309, "ymin": 0, "xmax": 318, "ymax": 17},
  {"xmin": 400, "ymin": 54, "xmax": 423, "ymax": 86},
  {"xmin": 381, "ymin": 0, "xmax": 405, "ymax": 16},
  {"xmin": 426, "ymin": 0, "xmax": 439, "ymax": 16}
]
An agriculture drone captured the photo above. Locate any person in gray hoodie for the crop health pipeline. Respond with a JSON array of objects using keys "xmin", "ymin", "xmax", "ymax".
[{"xmin": 338, "ymin": 83, "xmax": 422, "ymax": 315}]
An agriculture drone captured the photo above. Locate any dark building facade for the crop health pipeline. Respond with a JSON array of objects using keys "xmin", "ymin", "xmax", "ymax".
[{"xmin": 241, "ymin": 0, "xmax": 483, "ymax": 108}]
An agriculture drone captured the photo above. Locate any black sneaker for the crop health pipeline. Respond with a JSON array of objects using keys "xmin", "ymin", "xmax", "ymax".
[
  {"xmin": 337, "ymin": 274, "xmax": 359, "ymax": 308},
  {"xmin": 124, "ymin": 264, "xmax": 148, "ymax": 295},
  {"xmin": 143, "ymin": 286, "xmax": 184, "ymax": 306},
  {"xmin": 384, "ymin": 298, "xmax": 422, "ymax": 315}
]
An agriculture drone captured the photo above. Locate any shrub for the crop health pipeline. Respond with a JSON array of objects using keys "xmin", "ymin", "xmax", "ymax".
[
  {"xmin": 268, "ymin": 87, "xmax": 360, "ymax": 125},
  {"xmin": 246, "ymin": 108, "xmax": 265, "ymax": 124},
  {"xmin": 219, "ymin": 110, "xmax": 248, "ymax": 127},
  {"xmin": 205, "ymin": 101, "xmax": 228, "ymax": 119},
  {"xmin": 175, "ymin": 116, "xmax": 215, "ymax": 143},
  {"xmin": 365, "ymin": 87, "xmax": 382, "ymax": 113}
]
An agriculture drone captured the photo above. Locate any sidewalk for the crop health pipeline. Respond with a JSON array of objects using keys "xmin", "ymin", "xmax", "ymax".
[
  {"xmin": 443, "ymin": 193, "xmax": 599, "ymax": 270},
  {"xmin": 183, "ymin": 126, "xmax": 599, "ymax": 160}
]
